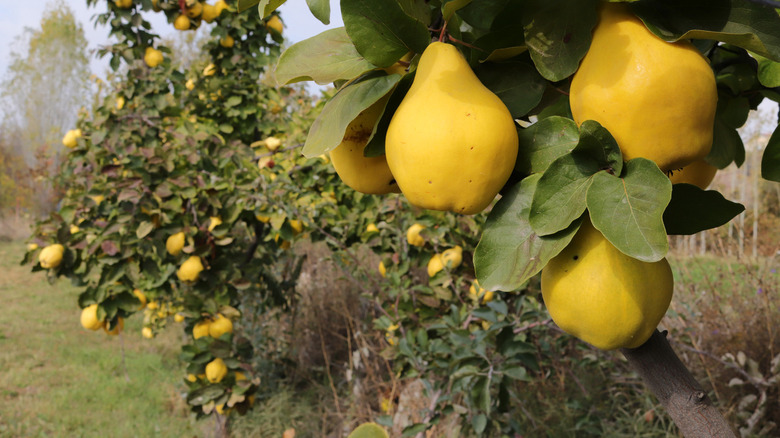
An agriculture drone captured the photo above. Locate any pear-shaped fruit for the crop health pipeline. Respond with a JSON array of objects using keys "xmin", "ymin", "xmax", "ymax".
[
  {"xmin": 39, "ymin": 244, "xmax": 64, "ymax": 269},
  {"xmin": 80, "ymin": 304, "xmax": 103, "ymax": 331},
  {"xmin": 441, "ymin": 245, "xmax": 462, "ymax": 269},
  {"xmin": 386, "ymin": 42, "xmax": 518, "ymax": 214},
  {"xmin": 569, "ymin": 3, "xmax": 717, "ymax": 172},
  {"xmin": 406, "ymin": 223, "xmax": 425, "ymax": 247},
  {"xmin": 427, "ymin": 254, "xmax": 444, "ymax": 277},
  {"xmin": 205, "ymin": 357, "xmax": 228, "ymax": 383},
  {"xmin": 177, "ymin": 255, "xmax": 203, "ymax": 282},
  {"xmin": 208, "ymin": 314, "xmax": 233, "ymax": 338},
  {"xmin": 670, "ymin": 160, "xmax": 717, "ymax": 189},
  {"xmin": 133, "ymin": 289, "xmax": 147, "ymax": 309},
  {"xmin": 201, "ymin": 3, "xmax": 218, "ymax": 22},
  {"xmin": 541, "ymin": 217, "xmax": 673, "ymax": 350},
  {"xmin": 266, "ymin": 15, "xmax": 283, "ymax": 34},
  {"xmin": 193, "ymin": 319, "xmax": 211, "ymax": 339},
  {"xmin": 329, "ymin": 97, "xmax": 400, "ymax": 195},
  {"xmin": 144, "ymin": 47, "xmax": 164, "ymax": 68},
  {"xmin": 166, "ymin": 231, "xmax": 185, "ymax": 256}
]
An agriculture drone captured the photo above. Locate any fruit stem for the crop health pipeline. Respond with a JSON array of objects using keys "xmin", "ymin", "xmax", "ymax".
[{"xmin": 438, "ymin": 20, "xmax": 448, "ymax": 42}]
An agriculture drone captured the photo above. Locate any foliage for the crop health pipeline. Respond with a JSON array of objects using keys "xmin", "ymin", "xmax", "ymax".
[{"xmin": 21, "ymin": 0, "xmax": 780, "ymax": 436}]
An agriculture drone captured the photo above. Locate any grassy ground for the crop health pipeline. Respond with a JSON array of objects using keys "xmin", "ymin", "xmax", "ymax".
[{"xmin": 0, "ymin": 241, "xmax": 204, "ymax": 438}]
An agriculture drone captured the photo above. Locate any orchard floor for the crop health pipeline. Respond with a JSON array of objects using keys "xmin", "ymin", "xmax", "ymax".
[{"xmin": 0, "ymin": 241, "xmax": 204, "ymax": 438}]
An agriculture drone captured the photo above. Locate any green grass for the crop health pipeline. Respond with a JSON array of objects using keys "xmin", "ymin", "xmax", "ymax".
[{"xmin": 0, "ymin": 241, "xmax": 204, "ymax": 438}]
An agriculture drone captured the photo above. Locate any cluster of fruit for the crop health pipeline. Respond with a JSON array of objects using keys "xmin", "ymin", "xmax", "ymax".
[{"xmin": 330, "ymin": 3, "xmax": 718, "ymax": 351}]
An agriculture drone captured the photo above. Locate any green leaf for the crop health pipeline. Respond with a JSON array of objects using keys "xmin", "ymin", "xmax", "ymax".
[
  {"xmin": 664, "ymin": 184, "xmax": 745, "ymax": 235},
  {"xmin": 522, "ymin": 0, "xmax": 599, "ymax": 81},
  {"xmin": 306, "ymin": 0, "xmax": 331, "ymax": 24},
  {"xmin": 503, "ymin": 366, "xmax": 530, "ymax": 381},
  {"xmin": 458, "ymin": 0, "xmax": 511, "ymax": 29},
  {"xmin": 475, "ymin": 61, "xmax": 546, "ymax": 118},
  {"xmin": 302, "ymin": 73, "xmax": 399, "ymax": 157},
  {"xmin": 253, "ymin": 0, "xmax": 286, "ymax": 17},
  {"xmin": 762, "ymin": 124, "xmax": 780, "ymax": 182},
  {"xmin": 275, "ymin": 28, "xmax": 378, "ymax": 86},
  {"xmin": 707, "ymin": 115, "xmax": 745, "ymax": 169},
  {"xmin": 528, "ymin": 121, "xmax": 618, "ymax": 235},
  {"xmin": 136, "ymin": 221, "xmax": 154, "ymax": 239},
  {"xmin": 442, "ymin": 0, "xmax": 472, "ymax": 21},
  {"xmin": 753, "ymin": 52, "xmax": 780, "ymax": 88},
  {"xmin": 514, "ymin": 116, "xmax": 579, "ymax": 176},
  {"xmin": 237, "ymin": 0, "xmax": 260, "ymax": 13},
  {"xmin": 347, "ymin": 423, "xmax": 390, "ymax": 438},
  {"xmin": 586, "ymin": 159, "xmax": 671, "ymax": 262},
  {"xmin": 187, "ymin": 385, "xmax": 225, "ymax": 406},
  {"xmin": 365, "ymin": 73, "xmax": 414, "ymax": 157},
  {"xmin": 472, "ymin": 413, "xmax": 487, "ymax": 434},
  {"xmin": 633, "ymin": 0, "xmax": 780, "ymax": 62},
  {"xmin": 475, "ymin": 175, "xmax": 579, "ymax": 292},
  {"xmin": 341, "ymin": 0, "xmax": 431, "ymax": 68}
]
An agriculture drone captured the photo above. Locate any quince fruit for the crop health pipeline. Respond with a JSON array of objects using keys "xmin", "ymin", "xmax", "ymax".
[
  {"xmin": 441, "ymin": 245, "xmax": 462, "ymax": 269},
  {"xmin": 174, "ymin": 14, "xmax": 191, "ymax": 31},
  {"xmin": 329, "ymin": 97, "xmax": 399, "ymax": 195},
  {"xmin": 406, "ymin": 223, "xmax": 425, "ymax": 247},
  {"xmin": 39, "ymin": 244, "xmax": 64, "ymax": 269},
  {"xmin": 62, "ymin": 129, "xmax": 82, "ymax": 148},
  {"xmin": 541, "ymin": 217, "xmax": 673, "ymax": 350},
  {"xmin": 386, "ymin": 42, "xmax": 518, "ymax": 214},
  {"xmin": 80, "ymin": 304, "xmax": 103, "ymax": 331},
  {"xmin": 177, "ymin": 255, "xmax": 204, "ymax": 282},
  {"xmin": 427, "ymin": 254, "xmax": 443, "ymax": 277},
  {"xmin": 569, "ymin": 3, "xmax": 717, "ymax": 172},
  {"xmin": 205, "ymin": 357, "xmax": 228, "ymax": 383},
  {"xmin": 103, "ymin": 317, "xmax": 123, "ymax": 335},
  {"xmin": 220, "ymin": 35, "xmax": 234, "ymax": 48},
  {"xmin": 142, "ymin": 327, "xmax": 154, "ymax": 338},
  {"xmin": 378, "ymin": 261, "xmax": 386, "ymax": 278},
  {"xmin": 201, "ymin": 3, "xmax": 218, "ymax": 22},
  {"xmin": 208, "ymin": 314, "xmax": 233, "ymax": 338},
  {"xmin": 166, "ymin": 231, "xmax": 185, "ymax": 256},
  {"xmin": 186, "ymin": 1, "xmax": 202, "ymax": 18},
  {"xmin": 133, "ymin": 289, "xmax": 147, "ymax": 309},
  {"xmin": 670, "ymin": 160, "xmax": 717, "ymax": 189},
  {"xmin": 193, "ymin": 319, "xmax": 211, "ymax": 339},
  {"xmin": 144, "ymin": 47, "xmax": 164, "ymax": 68},
  {"xmin": 266, "ymin": 15, "xmax": 283, "ymax": 34}
]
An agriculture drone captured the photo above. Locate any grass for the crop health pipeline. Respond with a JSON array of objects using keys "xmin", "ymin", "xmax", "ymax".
[{"xmin": 0, "ymin": 241, "xmax": 204, "ymax": 438}]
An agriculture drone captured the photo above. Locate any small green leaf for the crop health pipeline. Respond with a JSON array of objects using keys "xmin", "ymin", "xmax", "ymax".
[
  {"xmin": 522, "ymin": 0, "xmax": 599, "ymax": 81},
  {"xmin": 633, "ymin": 0, "xmax": 780, "ymax": 62},
  {"xmin": 342, "ymin": 0, "xmax": 431, "ymax": 68},
  {"xmin": 475, "ymin": 175, "xmax": 579, "ymax": 292},
  {"xmin": 302, "ymin": 73, "xmax": 399, "ymax": 157},
  {"xmin": 306, "ymin": 0, "xmax": 330, "ymax": 24},
  {"xmin": 275, "ymin": 28, "xmax": 377, "ymax": 86},
  {"xmin": 253, "ymin": 0, "xmax": 286, "ymax": 17},
  {"xmin": 442, "ymin": 0, "xmax": 473, "ymax": 21},
  {"xmin": 762, "ymin": 124, "xmax": 780, "ymax": 182},
  {"xmin": 576, "ymin": 120, "xmax": 623, "ymax": 175},
  {"xmin": 503, "ymin": 366, "xmax": 530, "ymax": 381},
  {"xmin": 472, "ymin": 413, "xmax": 487, "ymax": 434},
  {"xmin": 136, "ymin": 221, "xmax": 154, "ymax": 239},
  {"xmin": 587, "ymin": 158, "xmax": 671, "ymax": 262},
  {"xmin": 753, "ymin": 52, "xmax": 780, "ymax": 87},
  {"xmin": 664, "ymin": 184, "xmax": 745, "ymax": 235},
  {"xmin": 514, "ymin": 116, "xmax": 579, "ymax": 176}
]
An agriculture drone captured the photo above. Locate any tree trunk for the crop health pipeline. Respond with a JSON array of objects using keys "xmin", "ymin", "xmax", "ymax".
[{"xmin": 622, "ymin": 330, "xmax": 737, "ymax": 438}]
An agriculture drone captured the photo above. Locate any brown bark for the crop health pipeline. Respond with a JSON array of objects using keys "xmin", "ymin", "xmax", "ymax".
[{"xmin": 621, "ymin": 330, "xmax": 737, "ymax": 438}]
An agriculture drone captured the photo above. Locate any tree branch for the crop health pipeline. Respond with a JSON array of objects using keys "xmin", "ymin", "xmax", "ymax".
[{"xmin": 621, "ymin": 330, "xmax": 737, "ymax": 438}]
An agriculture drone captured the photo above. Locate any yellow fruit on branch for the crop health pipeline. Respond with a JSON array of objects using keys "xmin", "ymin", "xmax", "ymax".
[
  {"xmin": 329, "ymin": 97, "xmax": 400, "ymax": 195},
  {"xmin": 406, "ymin": 223, "xmax": 426, "ymax": 247},
  {"xmin": 114, "ymin": 0, "xmax": 132, "ymax": 8},
  {"xmin": 177, "ymin": 255, "xmax": 204, "ymax": 282},
  {"xmin": 62, "ymin": 129, "xmax": 82, "ymax": 148},
  {"xmin": 208, "ymin": 314, "xmax": 233, "ymax": 338},
  {"xmin": 186, "ymin": 1, "xmax": 202, "ymax": 18},
  {"xmin": 133, "ymin": 289, "xmax": 147, "ymax": 309},
  {"xmin": 265, "ymin": 15, "xmax": 283, "ymax": 34},
  {"xmin": 427, "ymin": 254, "xmax": 444, "ymax": 277},
  {"xmin": 386, "ymin": 42, "xmax": 518, "ymax": 214},
  {"xmin": 103, "ymin": 317, "xmax": 124, "ymax": 336},
  {"xmin": 569, "ymin": 3, "xmax": 717, "ymax": 172},
  {"xmin": 174, "ymin": 313, "xmax": 185, "ymax": 323},
  {"xmin": 219, "ymin": 35, "xmax": 234, "ymax": 48},
  {"xmin": 80, "ymin": 304, "xmax": 103, "ymax": 331},
  {"xmin": 289, "ymin": 219, "xmax": 303, "ymax": 235},
  {"xmin": 193, "ymin": 319, "xmax": 212, "ymax": 339},
  {"xmin": 441, "ymin": 245, "xmax": 463, "ymax": 269},
  {"xmin": 116, "ymin": 96, "xmax": 125, "ymax": 110},
  {"xmin": 201, "ymin": 3, "xmax": 218, "ymax": 22},
  {"xmin": 144, "ymin": 47, "xmax": 164, "ymax": 68},
  {"xmin": 186, "ymin": 373, "xmax": 198, "ymax": 382},
  {"xmin": 185, "ymin": 78, "xmax": 195, "ymax": 90},
  {"xmin": 264, "ymin": 136, "xmax": 282, "ymax": 151},
  {"xmin": 142, "ymin": 327, "xmax": 154, "ymax": 339},
  {"xmin": 39, "ymin": 244, "xmax": 64, "ymax": 269},
  {"xmin": 166, "ymin": 231, "xmax": 185, "ymax": 256},
  {"xmin": 203, "ymin": 63, "xmax": 217, "ymax": 76},
  {"xmin": 205, "ymin": 357, "xmax": 228, "ymax": 383},
  {"xmin": 669, "ymin": 160, "xmax": 718, "ymax": 189},
  {"xmin": 174, "ymin": 14, "xmax": 191, "ymax": 31},
  {"xmin": 540, "ymin": 217, "xmax": 673, "ymax": 350},
  {"xmin": 366, "ymin": 223, "xmax": 379, "ymax": 233},
  {"xmin": 208, "ymin": 216, "xmax": 222, "ymax": 232},
  {"xmin": 214, "ymin": 0, "xmax": 229, "ymax": 17},
  {"xmin": 469, "ymin": 281, "xmax": 495, "ymax": 304},
  {"xmin": 378, "ymin": 261, "xmax": 387, "ymax": 278}
]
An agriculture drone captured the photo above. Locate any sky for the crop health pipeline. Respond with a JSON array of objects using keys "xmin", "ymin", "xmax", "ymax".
[{"xmin": 0, "ymin": 0, "xmax": 343, "ymax": 82}]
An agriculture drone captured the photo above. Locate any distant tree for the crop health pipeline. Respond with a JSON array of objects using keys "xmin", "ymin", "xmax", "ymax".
[{"xmin": 0, "ymin": 0, "xmax": 91, "ymax": 215}]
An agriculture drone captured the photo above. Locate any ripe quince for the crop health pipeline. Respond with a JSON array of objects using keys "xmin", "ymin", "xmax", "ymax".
[
  {"xmin": 541, "ymin": 217, "xmax": 673, "ymax": 350},
  {"xmin": 386, "ymin": 42, "xmax": 518, "ymax": 214},
  {"xmin": 80, "ymin": 304, "xmax": 103, "ymax": 331},
  {"xmin": 266, "ymin": 15, "xmax": 283, "ymax": 34},
  {"xmin": 177, "ymin": 255, "xmax": 204, "ymax": 282},
  {"xmin": 206, "ymin": 357, "xmax": 228, "ymax": 383},
  {"xmin": 144, "ymin": 47, "xmax": 164, "ymax": 68},
  {"xmin": 329, "ymin": 97, "xmax": 399, "ymax": 195},
  {"xmin": 406, "ymin": 223, "xmax": 425, "ymax": 247},
  {"xmin": 166, "ymin": 231, "xmax": 185, "ymax": 256},
  {"xmin": 569, "ymin": 3, "xmax": 717, "ymax": 172},
  {"xmin": 39, "ymin": 244, "xmax": 64, "ymax": 269},
  {"xmin": 670, "ymin": 160, "xmax": 718, "ymax": 189},
  {"xmin": 208, "ymin": 314, "xmax": 233, "ymax": 338},
  {"xmin": 174, "ymin": 14, "xmax": 191, "ymax": 31}
]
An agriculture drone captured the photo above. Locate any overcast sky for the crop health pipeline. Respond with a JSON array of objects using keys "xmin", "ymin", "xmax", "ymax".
[{"xmin": 0, "ymin": 0, "xmax": 343, "ymax": 81}]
